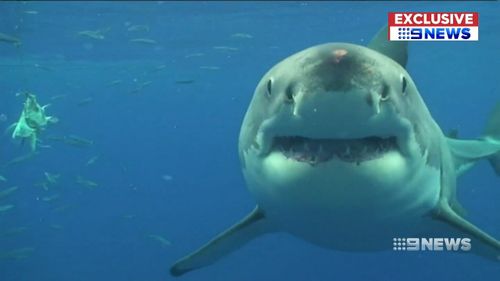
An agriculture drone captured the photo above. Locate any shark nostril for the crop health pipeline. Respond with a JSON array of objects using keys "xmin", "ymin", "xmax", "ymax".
[{"xmin": 380, "ymin": 84, "xmax": 390, "ymax": 101}]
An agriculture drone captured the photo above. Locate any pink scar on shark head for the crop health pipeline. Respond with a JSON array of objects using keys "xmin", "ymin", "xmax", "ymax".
[{"xmin": 332, "ymin": 49, "xmax": 348, "ymax": 63}]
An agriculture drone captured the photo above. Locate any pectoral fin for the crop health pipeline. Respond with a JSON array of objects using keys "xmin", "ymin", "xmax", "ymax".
[
  {"xmin": 484, "ymin": 102, "xmax": 500, "ymax": 175},
  {"xmin": 432, "ymin": 143, "xmax": 500, "ymax": 261},
  {"xmin": 170, "ymin": 206, "xmax": 273, "ymax": 277},
  {"xmin": 447, "ymin": 138, "xmax": 500, "ymax": 175},
  {"xmin": 432, "ymin": 203, "xmax": 500, "ymax": 261}
]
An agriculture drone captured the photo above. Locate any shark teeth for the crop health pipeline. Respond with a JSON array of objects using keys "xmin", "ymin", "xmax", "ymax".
[{"xmin": 273, "ymin": 136, "xmax": 398, "ymax": 165}]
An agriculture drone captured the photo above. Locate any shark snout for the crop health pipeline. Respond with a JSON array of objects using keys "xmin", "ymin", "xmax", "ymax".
[{"xmin": 290, "ymin": 87, "xmax": 381, "ymax": 122}]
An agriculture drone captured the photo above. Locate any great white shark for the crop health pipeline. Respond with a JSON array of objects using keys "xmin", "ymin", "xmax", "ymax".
[{"xmin": 170, "ymin": 26, "xmax": 500, "ymax": 276}]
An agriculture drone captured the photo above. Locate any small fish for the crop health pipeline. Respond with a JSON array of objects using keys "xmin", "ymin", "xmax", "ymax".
[
  {"xmin": 41, "ymin": 194, "xmax": 60, "ymax": 202},
  {"xmin": 120, "ymin": 163, "xmax": 128, "ymax": 174},
  {"xmin": 175, "ymin": 79, "xmax": 195, "ymax": 85},
  {"xmin": 64, "ymin": 135, "xmax": 94, "ymax": 147},
  {"xmin": 152, "ymin": 64, "xmax": 167, "ymax": 72},
  {"xmin": 147, "ymin": 234, "xmax": 172, "ymax": 247},
  {"xmin": 24, "ymin": 10, "xmax": 39, "ymax": 15},
  {"xmin": 3, "ymin": 153, "xmax": 37, "ymax": 168},
  {"xmin": 0, "ymin": 32, "xmax": 22, "ymax": 47},
  {"xmin": 76, "ymin": 176, "xmax": 98, "ymax": 189},
  {"xmin": 52, "ymin": 204, "xmax": 73, "ymax": 213},
  {"xmin": 0, "ymin": 113, "xmax": 7, "ymax": 122},
  {"xmin": 77, "ymin": 97, "xmax": 94, "ymax": 106},
  {"xmin": 44, "ymin": 172, "xmax": 60, "ymax": 185},
  {"xmin": 33, "ymin": 63, "xmax": 54, "ymax": 71},
  {"xmin": 121, "ymin": 214, "xmax": 136, "ymax": 220},
  {"xmin": 156, "ymin": 64, "xmax": 167, "ymax": 70},
  {"xmin": 0, "ymin": 186, "xmax": 19, "ymax": 199},
  {"xmin": 108, "ymin": 79, "xmax": 123, "ymax": 86},
  {"xmin": 130, "ymin": 38, "xmax": 158, "ymax": 45},
  {"xmin": 50, "ymin": 94, "xmax": 67, "ymax": 101},
  {"xmin": 0, "ymin": 204, "xmax": 14, "ymax": 213},
  {"xmin": 184, "ymin": 52, "xmax": 204, "ymax": 58},
  {"xmin": 127, "ymin": 24, "xmax": 150, "ymax": 32},
  {"xmin": 162, "ymin": 174, "xmax": 173, "ymax": 181},
  {"xmin": 231, "ymin": 33, "xmax": 253, "ymax": 39},
  {"xmin": 0, "ymin": 175, "xmax": 6, "ymax": 182},
  {"xmin": 141, "ymin": 81, "xmax": 153, "ymax": 87},
  {"xmin": 35, "ymin": 181, "xmax": 49, "ymax": 191},
  {"xmin": 50, "ymin": 224, "xmax": 64, "ymax": 230},
  {"xmin": 213, "ymin": 46, "xmax": 238, "ymax": 51},
  {"xmin": 77, "ymin": 28, "xmax": 110, "ymax": 40},
  {"xmin": 85, "ymin": 155, "xmax": 100, "ymax": 166},
  {"xmin": 0, "ymin": 247, "xmax": 35, "ymax": 260},
  {"xmin": 199, "ymin": 66, "xmax": 220, "ymax": 70},
  {"xmin": 0, "ymin": 226, "xmax": 28, "ymax": 237}
]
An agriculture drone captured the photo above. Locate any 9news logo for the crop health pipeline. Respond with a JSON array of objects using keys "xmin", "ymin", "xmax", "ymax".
[
  {"xmin": 393, "ymin": 237, "xmax": 471, "ymax": 252},
  {"xmin": 388, "ymin": 12, "xmax": 479, "ymax": 41}
]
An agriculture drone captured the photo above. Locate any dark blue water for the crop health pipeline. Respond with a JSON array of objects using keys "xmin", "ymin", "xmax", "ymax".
[{"xmin": 0, "ymin": 2, "xmax": 499, "ymax": 281}]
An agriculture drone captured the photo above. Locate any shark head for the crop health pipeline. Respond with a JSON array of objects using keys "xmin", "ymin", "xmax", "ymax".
[{"xmin": 239, "ymin": 42, "xmax": 435, "ymax": 171}]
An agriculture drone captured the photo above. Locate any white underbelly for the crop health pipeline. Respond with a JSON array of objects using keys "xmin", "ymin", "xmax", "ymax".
[{"xmin": 242, "ymin": 149, "xmax": 441, "ymax": 250}]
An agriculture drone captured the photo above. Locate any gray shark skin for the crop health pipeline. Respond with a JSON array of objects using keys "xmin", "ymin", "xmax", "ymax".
[{"xmin": 170, "ymin": 26, "xmax": 500, "ymax": 277}]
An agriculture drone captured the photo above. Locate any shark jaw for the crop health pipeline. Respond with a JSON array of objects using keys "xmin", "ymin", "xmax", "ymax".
[
  {"xmin": 270, "ymin": 135, "xmax": 399, "ymax": 166},
  {"xmin": 250, "ymin": 110, "xmax": 414, "ymax": 168}
]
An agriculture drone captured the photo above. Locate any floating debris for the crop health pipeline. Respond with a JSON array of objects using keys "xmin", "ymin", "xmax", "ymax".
[
  {"xmin": 130, "ymin": 38, "xmax": 158, "ymax": 45},
  {"xmin": 0, "ymin": 113, "xmax": 6, "ymax": 122},
  {"xmin": 127, "ymin": 24, "xmax": 150, "ymax": 32},
  {"xmin": 175, "ymin": 79, "xmax": 195, "ymax": 85},
  {"xmin": 77, "ymin": 28, "xmax": 110, "ymax": 40},
  {"xmin": 147, "ymin": 234, "xmax": 171, "ymax": 247},
  {"xmin": 0, "ymin": 175, "xmax": 6, "ymax": 182},
  {"xmin": 77, "ymin": 97, "xmax": 94, "ymax": 106},
  {"xmin": 0, "ymin": 247, "xmax": 35, "ymax": 260},
  {"xmin": 85, "ymin": 155, "xmax": 100, "ymax": 166},
  {"xmin": 0, "ymin": 226, "xmax": 28, "ymax": 237},
  {"xmin": 184, "ymin": 52, "xmax": 204, "ymax": 58},
  {"xmin": 231, "ymin": 33, "xmax": 253, "ymax": 39},
  {"xmin": 23, "ymin": 10, "xmax": 39, "ymax": 15},
  {"xmin": 0, "ymin": 32, "xmax": 21, "ymax": 47},
  {"xmin": 199, "ymin": 66, "xmax": 220, "ymax": 70},
  {"xmin": 10, "ymin": 93, "xmax": 57, "ymax": 151},
  {"xmin": 0, "ymin": 204, "xmax": 14, "ymax": 213},
  {"xmin": 76, "ymin": 176, "xmax": 98, "ymax": 189},
  {"xmin": 0, "ymin": 186, "xmax": 18, "ymax": 199},
  {"xmin": 213, "ymin": 46, "xmax": 238, "ymax": 51}
]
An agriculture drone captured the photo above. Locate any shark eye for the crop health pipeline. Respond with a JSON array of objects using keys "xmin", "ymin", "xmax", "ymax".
[
  {"xmin": 266, "ymin": 79, "xmax": 273, "ymax": 97},
  {"xmin": 401, "ymin": 75, "xmax": 408, "ymax": 95}
]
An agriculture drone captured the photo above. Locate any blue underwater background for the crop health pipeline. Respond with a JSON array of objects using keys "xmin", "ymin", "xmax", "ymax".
[{"xmin": 0, "ymin": 1, "xmax": 499, "ymax": 281}]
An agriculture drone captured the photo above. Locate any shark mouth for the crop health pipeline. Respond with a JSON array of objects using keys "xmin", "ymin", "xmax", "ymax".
[{"xmin": 271, "ymin": 136, "xmax": 399, "ymax": 165}]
